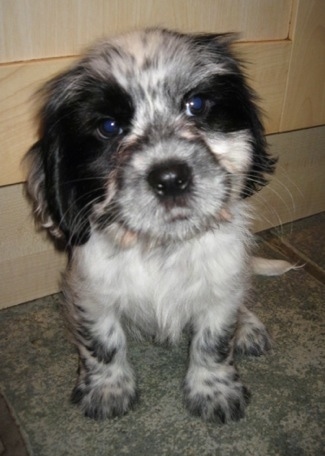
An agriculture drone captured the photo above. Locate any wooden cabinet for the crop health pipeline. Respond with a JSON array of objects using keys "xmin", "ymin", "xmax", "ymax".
[{"xmin": 0, "ymin": 0, "xmax": 324, "ymax": 307}]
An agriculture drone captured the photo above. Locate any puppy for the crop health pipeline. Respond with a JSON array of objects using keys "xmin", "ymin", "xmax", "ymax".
[{"xmin": 26, "ymin": 28, "xmax": 277, "ymax": 423}]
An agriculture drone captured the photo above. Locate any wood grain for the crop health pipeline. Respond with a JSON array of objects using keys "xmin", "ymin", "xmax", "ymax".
[
  {"xmin": 251, "ymin": 126, "xmax": 325, "ymax": 232},
  {"xmin": 280, "ymin": 0, "xmax": 325, "ymax": 131},
  {"xmin": 0, "ymin": 0, "xmax": 292, "ymax": 63},
  {"xmin": 0, "ymin": 57, "xmax": 77, "ymax": 186},
  {"xmin": 0, "ymin": 184, "xmax": 65, "ymax": 309}
]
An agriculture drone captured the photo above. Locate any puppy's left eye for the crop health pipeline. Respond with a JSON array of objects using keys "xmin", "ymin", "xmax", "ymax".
[
  {"xmin": 97, "ymin": 118, "xmax": 123, "ymax": 138},
  {"xmin": 185, "ymin": 96, "xmax": 207, "ymax": 117}
]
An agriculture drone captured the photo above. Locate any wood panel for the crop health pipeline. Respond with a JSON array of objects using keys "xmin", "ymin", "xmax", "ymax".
[
  {"xmin": 0, "ymin": 0, "xmax": 292, "ymax": 63},
  {"xmin": 238, "ymin": 41, "xmax": 292, "ymax": 133},
  {"xmin": 0, "ymin": 41, "xmax": 292, "ymax": 187},
  {"xmin": 251, "ymin": 126, "xmax": 325, "ymax": 232},
  {"xmin": 0, "ymin": 184, "xmax": 65, "ymax": 309},
  {"xmin": 280, "ymin": 0, "xmax": 325, "ymax": 131},
  {"xmin": 1, "ymin": 126, "xmax": 324, "ymax": 309},
  {"xmin": 0, "ymin": 57, "xmax": 77, "ymax": 186}
]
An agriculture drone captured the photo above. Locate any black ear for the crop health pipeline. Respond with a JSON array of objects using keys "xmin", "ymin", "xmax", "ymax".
[
  {"xmin": 26, "ymin": 136, "xmax": 91, "ymax": 247},
  {"xmin": 41, "ymin": 134, "xmax": 91, "ymax": 246},
  {"xmin": 26, "ymin": 68, "xmax": 91, "ymax": 247},
  {"xmin": 241, "ymin": 100, "xmax": 277, "ymax": 198},
  {"xmin": 190, "ymin": 33, "xmax": 277, "ymax": 197}
]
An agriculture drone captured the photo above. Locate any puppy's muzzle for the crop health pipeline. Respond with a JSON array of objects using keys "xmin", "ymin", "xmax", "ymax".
[{"xmin": 147, "ymin": 161, "xmax": 193, "ymax": 199}]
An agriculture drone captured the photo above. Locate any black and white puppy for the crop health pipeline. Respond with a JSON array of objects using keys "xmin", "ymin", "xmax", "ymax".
[{"xmin": 26, "ymin": 28, "xmax": 277, "ymax": 423}]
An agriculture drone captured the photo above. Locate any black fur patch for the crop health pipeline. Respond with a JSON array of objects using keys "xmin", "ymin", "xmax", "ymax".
[
  {"xmin": 37, "ymin": 73, "xmax": 135, "ymax": 246},
  {"xmin": 198, "ymin": 326, "xmax": 235, "ymax": 363}
]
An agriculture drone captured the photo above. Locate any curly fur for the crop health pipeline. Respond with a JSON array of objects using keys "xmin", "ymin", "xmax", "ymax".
[{"xmin": 26, "ymin": 28, "xmax": 276, "ymax": 422}]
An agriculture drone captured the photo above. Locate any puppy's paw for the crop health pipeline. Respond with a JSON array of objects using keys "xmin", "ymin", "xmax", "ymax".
[
  {"xmin": 184, "ymin": 366, "xmax": 250, "ymax": 423},
  {"xmin": 235, "ymin": 308, "xmax": 272, "ymax": 356},
  {"xmin": 235, "ymin": 324, "xmax": 272, "ymax": 357},
  {"xmin": 71, "ymin": 372, "xmax": 138, "ymax": 420}
]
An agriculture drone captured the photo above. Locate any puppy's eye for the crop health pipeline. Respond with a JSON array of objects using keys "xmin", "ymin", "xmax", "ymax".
[
  {"xmin": 185, "ymin": 96, "xmax": 206, "ymax": 117},
  {"xmin": 97, "ymin": 118, "xmax": 123, "ymax": 138}
]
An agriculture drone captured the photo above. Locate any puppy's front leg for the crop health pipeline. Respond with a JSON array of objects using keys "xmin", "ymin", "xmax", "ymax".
[
  {"xmin": 70, "ymin": 312, "xmax": 137, "ymax": 420},
  {"xmin": 184, "ymin": 311, "xmax": 250, "ymax": 423}
]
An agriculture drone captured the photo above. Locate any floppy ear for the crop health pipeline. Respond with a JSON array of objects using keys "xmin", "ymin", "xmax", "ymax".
[
  {"xmin": 26, "ymin": 137, "xmax": 91, "ymax": 247},
  {"xmin": 25, "ymin": 68, "xmax": 91, "ymax": 247},
  {"xmin": 242, "ymin": 102, "xmax": 277, "ymax": 198},
  {"xmin": 191, "ymin": 33, "xmax": 277, "ymax": 197},
  {"xmin": 25, "ymin": 140, "xmax": 62, "ymax": 240}
]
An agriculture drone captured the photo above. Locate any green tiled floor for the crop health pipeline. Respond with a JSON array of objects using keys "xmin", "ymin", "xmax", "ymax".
[{"xmin": 0, "ymin": 213, "xmax": 324, "ymax": 456}]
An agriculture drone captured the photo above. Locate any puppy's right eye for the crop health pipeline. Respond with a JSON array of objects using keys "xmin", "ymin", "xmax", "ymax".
[
  {"xmin": 185, "ymin": 96, "xmax": 207, "ymax": 117},
  {"xmin": 97, "ymin": 118, "xmax": 123, "ymax": 138}
]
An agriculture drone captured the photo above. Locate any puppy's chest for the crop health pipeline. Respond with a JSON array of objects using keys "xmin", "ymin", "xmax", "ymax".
[{"xmin": 76, "ymin": 228, "xmax": 247, "ymax": 308}]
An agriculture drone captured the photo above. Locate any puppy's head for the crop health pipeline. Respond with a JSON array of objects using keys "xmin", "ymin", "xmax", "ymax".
[{"xmin": 26, "ymin": 28, "xmax": 275, "ymax": 247}]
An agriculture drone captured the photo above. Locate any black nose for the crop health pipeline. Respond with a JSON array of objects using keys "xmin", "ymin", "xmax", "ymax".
[{"xmin": 147, "ymin": 162, "xmax": 192, "ymax": 198}]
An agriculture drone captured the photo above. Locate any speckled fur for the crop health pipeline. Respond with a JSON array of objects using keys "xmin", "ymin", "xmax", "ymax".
[{"xmin": 26, "ymin": 28, "xmax": 275, "ymax": 422}]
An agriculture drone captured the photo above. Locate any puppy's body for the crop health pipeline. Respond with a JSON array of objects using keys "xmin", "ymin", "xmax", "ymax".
[
  {"xmin": 67, "ymin": 201, "xmax": 249, "ymax": 344},
  {"xmin": 65, "ymin": 206, "xmax": 254, "ymax": 421},
  {"xmin": 26, "ymin": 28, "xmax": 276, "ymax": 422}
]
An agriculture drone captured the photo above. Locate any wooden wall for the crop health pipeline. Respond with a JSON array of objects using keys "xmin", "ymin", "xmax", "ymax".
[{"xmin": 0, "ymin": 0, "xmax": 324, "ymax": 308}]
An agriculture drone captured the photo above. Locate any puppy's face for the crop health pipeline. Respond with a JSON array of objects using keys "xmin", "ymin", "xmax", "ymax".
[{"xmin": 27, "ymin": 28, "xmax": 275, "ymax": 246}]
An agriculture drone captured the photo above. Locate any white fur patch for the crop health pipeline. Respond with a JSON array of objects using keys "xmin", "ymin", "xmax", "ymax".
[{"xmin": 205, "ymin": 130, "xmax": 253, "ymax": 174}]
